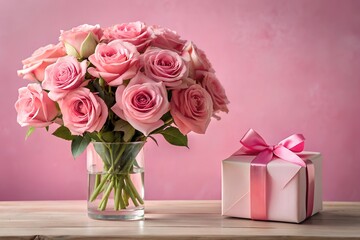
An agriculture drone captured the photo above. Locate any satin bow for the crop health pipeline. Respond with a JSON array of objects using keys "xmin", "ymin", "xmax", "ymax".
[{"xmin": 234, "ymin": 129, "xmax": 306, "ymax": 167}]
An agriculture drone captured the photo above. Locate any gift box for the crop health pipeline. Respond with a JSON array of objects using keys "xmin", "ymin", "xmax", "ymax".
[{"xmin": 221, "ymin": 129, "xmax": 322, "ymax": 223}]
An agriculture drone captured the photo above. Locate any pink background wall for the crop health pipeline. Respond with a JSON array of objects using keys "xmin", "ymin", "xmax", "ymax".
[{"xmin": 1, "ymin": 0, "xmax": 359, "ymax": 201}]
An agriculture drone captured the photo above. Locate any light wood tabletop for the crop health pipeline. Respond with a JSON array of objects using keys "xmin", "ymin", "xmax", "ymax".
[{"xmin": 0, "ymin": 200, "xmax": 359, "ymax": 239}]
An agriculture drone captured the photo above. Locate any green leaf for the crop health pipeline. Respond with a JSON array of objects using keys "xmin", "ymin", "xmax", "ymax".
[
  {"xmin": 101, "ymin": 131, "xmax": 115, "ymax": 142},
  {"xmin": 160, "ymin": 127, "xmax": 188, "ymax": 147},
  {"xmin": 87, "ymin": 132, "xmax": 101, "ymax": 142},
  {"xmin": 160, "ymin": 111, "xmax": 172, "ymax": 122},
  {"xmin": 113, "ymin": 119, "xmax": 128, "ymax": 131},
  {"xmin": 64, "ymin": 42, "xmax": 80, "ymax": 58},
  {"xmin": 122, "ymin": 79, "xmax": 130, "ymax": 86},
  {"xmin": 118, "ymin": 142, "xmax": 145, "ymax": 173},
  {"xmin": 93, "ymin": 142, "xmax": 111, "ymax": 167},
  {"xmin": 150, "ymin": 112, "xmax": 173, "ymax": 135},
  {"xmin": 45, "ymin": 126, "xmax": 49, "ymax": 132},
  {"xmin": 124, "ymin": 127, "xmax": 135, "ymax": 142},
  {"xmin": 25, "ymin": 126, "xmax": 35, "ymax": 140},
  {"xmin": 99, "ymin": 77, "xmax": 106, "ymax": 87},
  {"xmin": 52, "ymin": 126, "xmax": 75, "ymax": 141},
  {"xmin": 114, "ymin": 119, "xmax": 135, "ymax": 142},
  {"xmin": 71, "ymin": 135, "xmax": 91, "ymax": 159}
]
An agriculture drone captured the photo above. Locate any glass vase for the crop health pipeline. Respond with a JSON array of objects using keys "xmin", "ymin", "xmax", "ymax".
[{"xmin": 86, "ymin": 141, "xmax": 145, "ymax": 220}]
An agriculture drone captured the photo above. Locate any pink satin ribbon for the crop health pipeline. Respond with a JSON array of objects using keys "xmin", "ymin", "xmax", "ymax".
[{"xmin": 234, "ymin": 129, "xmax": 315, "ymax": 220}]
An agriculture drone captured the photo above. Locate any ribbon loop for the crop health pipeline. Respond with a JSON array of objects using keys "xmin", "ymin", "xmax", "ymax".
[
  {"xmin": 273, "ymin": 145, "xmax": 306, "ymax": 167},
  {"xmin": 234, "ymin": 129, "xmax": 306, "ymax": 166},
  {"xmin": 235, "ymin": 129, "xmax": 270, "ymax": 155},
  {"xmin": 278, "ymin": 134, "xmax": 305, "ymax": 152}
]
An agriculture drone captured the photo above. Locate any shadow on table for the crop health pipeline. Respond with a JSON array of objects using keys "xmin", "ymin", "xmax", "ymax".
[{"xmin": 302, "ymin": 211, "xmax": 360, "ymax": 227}]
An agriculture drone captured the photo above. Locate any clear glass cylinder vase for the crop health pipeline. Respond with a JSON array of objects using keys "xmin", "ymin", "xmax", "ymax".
[{"xmin": 87, "ymin": 141, "xmax": 145, "ymax": 220}]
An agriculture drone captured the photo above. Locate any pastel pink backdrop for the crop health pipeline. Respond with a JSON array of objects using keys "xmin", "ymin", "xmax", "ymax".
[{"xmin": 1, "ymin": 0, "xmax": 359, "ymax": 201}]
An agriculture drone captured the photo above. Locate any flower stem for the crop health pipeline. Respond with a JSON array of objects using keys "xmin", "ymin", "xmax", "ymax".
[
  {"xmin": 125, "ymin": 175, "xmax": 144, "ymax": 205},
  {"xmin": 124, "ymin": 178, "xmax": 139, "ymax": 207},
  {"xmin": 99, "ymin": 179, "xmax": 114, "ymax": 211},
  {"xmin": 117, "ymin": 179, "xmax": 126, "ymax": 209},
  {"xmin": 123, "ymin": 189, "xmax": 129, "ymax": 206},
  {"xmin": 114, "ymin": 181, "xmax": 120, "ymax": 211},
  {"xmin": 90, "ymin": 167, "xmax": 113, "ymax": 202},
  {"xmin": 94, "ymin": 174, "xmax": 101, "ymax": 189},
  {"xmin": 99, "ymin": 196, "xmax": 108, "ymax": 211}
]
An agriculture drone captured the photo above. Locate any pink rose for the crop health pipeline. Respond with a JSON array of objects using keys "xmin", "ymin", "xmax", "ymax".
[
  {"xmin": 102, "ymin": 21, "xmax": 154, "ymax": 52},
  {"xmin": 142, "ymin": 48, "xmax": 187, "ymax": 88},
  {"xmin": 42, "ymin": 56, "xmax": 88, "ymax": 101},
  {"xmin": 196, "ymin": 71, "xmax": 229, "ymax": 114},
  {"xmin": 111, "ymin": 72, "xmax": 169, "ymax": 136},
  {"xmin": 152, "ymin": 26, "xmax": 186, "ymax": 53},
  {"xmin": 88, "ymin": 40, "xmax": 140, "ymax": 86},
  {"xmin": 183, "ymin": 42, "xmax": 214, "ymax": 78},
  {"xmin": 59, "ymin": 88, "xmax": 108, "ymax": 135},
  {"xmin": 60, "ymin": 24, "xmax": 102, "ymax": 58},
  {"xmin": 15, "ymin": 83, "xmax": 58, "ymax": 127},
  {"xmin": 17, "ymin": 43, "xmax": 66, "ymax": 82},
  {"xmin": 170, "ymin": 84, "xmax": 213, "ymax": 135}
]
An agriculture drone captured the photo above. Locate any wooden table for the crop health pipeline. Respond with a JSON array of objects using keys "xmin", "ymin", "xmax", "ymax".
[{"xmin": 0, "ymin": 200, "xmax": 359, "ymax": 239}]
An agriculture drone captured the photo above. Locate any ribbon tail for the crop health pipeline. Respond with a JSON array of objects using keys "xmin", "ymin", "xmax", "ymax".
[
  {"xmin": 250, "ymin": 164, "xmax": 267, "ymax": 220},
  {"xmin": 250, "ymin": 149, "xmax": 273, "ymax": 220},
  {"xmin": 274, "ymin": 145, "xmax": 306, "ymax": 167},
  {"xmin": 305, "ymin": 159, "xmax": 315, "ymax": 218}
]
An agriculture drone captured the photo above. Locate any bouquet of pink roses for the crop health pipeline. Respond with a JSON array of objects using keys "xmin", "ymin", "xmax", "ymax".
[{"xmin": 15, "ymin": 22, "xmax": 229, "ymax": 215}]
